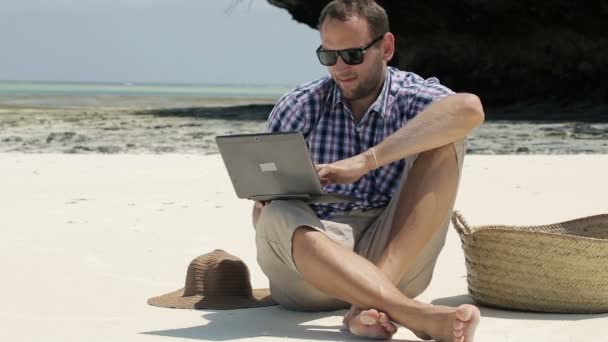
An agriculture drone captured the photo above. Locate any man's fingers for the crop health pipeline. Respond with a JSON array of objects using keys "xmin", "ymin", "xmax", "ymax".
[
  {"xmin": 317, "ymin": 166, "xmax": 330, "ymax": 178},
  {"xmin": 255, "ymin": 201, "xmax": 266, "ymax": 208}
]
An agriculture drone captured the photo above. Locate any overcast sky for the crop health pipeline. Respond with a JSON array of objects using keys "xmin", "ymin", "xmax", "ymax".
[{"xmin": 0, "ymin": 0, "xmax": 328, "ymax": 86}]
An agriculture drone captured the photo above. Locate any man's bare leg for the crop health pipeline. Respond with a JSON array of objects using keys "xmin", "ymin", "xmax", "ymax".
[
  {"xmin": 299, "ymin": 143, "xmax": 476, "ymax": 340},
  {"xmin": 253, "ymin": 145, "xmax": 479, "ymax": 340},
  {"xmin": 293, "ymin": 225, "xmax": 479, "ymax": 342},
  {"xmin": 348, "ymin": 143, "xmax": 464, "ymax": 337}
]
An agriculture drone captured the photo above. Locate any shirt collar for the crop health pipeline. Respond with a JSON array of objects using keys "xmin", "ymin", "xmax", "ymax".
[{"xmin": 331, "ymin": 68, "xmax": 391, "ymax": 118}]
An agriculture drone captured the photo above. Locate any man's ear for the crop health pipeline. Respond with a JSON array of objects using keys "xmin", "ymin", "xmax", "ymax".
[{"xmin": 382, "ymin": 32, "xmax": 395, "ymax": 62}]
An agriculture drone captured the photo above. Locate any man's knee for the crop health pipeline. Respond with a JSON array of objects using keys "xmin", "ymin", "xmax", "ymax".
[
  {"xmin": 254, "ymin": 252, "xmax": 333, "ymax": 311},
  {"xmin": 255, "ymin": 201, "xmax": 298, "ymax": 270},
  {"xmin": 398, "ymin": 262, "xmax": 435, "ymax": 299},
  {"xmin": 254, "ymin": 200, "xmax": 290, "ymax": 235},
  {"xmin": 292, "ymin": 225, "xmax": 317, "ymax": 248},
  {"xmin": 258, "ymin": 225, "xmax": 347, "ymax": 312},
  {"xmin": 256, "ymin": 201, "xmax": 322, "ymax": 252}
]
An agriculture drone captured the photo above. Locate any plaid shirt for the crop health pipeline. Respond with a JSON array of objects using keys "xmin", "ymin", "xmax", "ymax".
[{"xmin": 266, "ymin": 67, "xmax": 453, "ymax": 219}]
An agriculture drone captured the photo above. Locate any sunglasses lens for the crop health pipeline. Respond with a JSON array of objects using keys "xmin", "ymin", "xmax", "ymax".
[
  {"xmin": 341, "ymin": 50, "xmax": 364, "ymax": 65},
  {"xmin": 317, "ymin": 51, "xmax": 338, "ymax": 66}
]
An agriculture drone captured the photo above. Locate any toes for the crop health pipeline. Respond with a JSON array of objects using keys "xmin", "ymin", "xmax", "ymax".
[
  {"xmin": 359, "ymin": 309, "xmax": 380, "ymax": 325},
  {"xmin": 347, "ymin": 309, "xmax": 397, "ymax": 339},
  {"xmin": 378, "ymin": 313, "xmax": 397, "ymax": 332},
  {"xmin": 359, "ymin": 315, "xmax": 376, "ymax": 325},
  {"xmin": 454, "ymin": 305, "xmax": 481, "ymax": 342},
  {"xmin": 378, "ymin": 312, "xmax": 389, "ymax": 324},
  {"xmin": 455, "ymin": 305, "xmax": 474, "ymax": 321}
]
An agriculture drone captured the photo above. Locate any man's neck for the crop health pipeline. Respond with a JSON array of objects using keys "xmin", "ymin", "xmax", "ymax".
[
  {"xmin": 348, "ymin": 95, "xmax": 378, "ymax": 123},
  {"xmin": 346, "ymin": 71, "xmax": 386, "ymax": 123}
]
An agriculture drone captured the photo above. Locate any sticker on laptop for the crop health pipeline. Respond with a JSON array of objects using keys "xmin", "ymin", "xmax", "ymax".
[{"xmin": 259, "ymin": 162, "xmax": 278, "ymax": 172}]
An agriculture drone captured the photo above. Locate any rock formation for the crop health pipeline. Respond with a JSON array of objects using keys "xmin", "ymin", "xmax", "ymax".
[{"xmin": 268, "ymin": 0, "xmax": 608, "ymax": 108}]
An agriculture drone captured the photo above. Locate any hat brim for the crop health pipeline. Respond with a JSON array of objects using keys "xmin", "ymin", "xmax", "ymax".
[{"xmin": 148, "ymin": 288, "xmax": 277, "ymax": 310}]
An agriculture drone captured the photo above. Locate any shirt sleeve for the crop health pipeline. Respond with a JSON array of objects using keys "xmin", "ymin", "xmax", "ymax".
[
  {"xmin": 405, "ymin": 76, "xmax": 454, "ymax": 121},
  {"xmin": 265, "ymin": 92, "xmax": 309, "ymax": 134}
]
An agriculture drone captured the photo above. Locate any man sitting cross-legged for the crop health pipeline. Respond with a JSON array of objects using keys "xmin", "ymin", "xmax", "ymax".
[{"xmin": 252, "ymin": 1, "xmax": 484, "ymax": 340}]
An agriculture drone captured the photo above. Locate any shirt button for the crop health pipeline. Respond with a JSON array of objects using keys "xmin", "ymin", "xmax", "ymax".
[{"xmin": 355, "ymin": 127, "xmax": 361, "ymax": 133}]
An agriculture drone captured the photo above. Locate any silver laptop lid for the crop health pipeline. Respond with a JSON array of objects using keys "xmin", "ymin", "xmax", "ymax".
[{"xmin": 215, "ymin": 132, "xmax": 324, "ymax": 200}]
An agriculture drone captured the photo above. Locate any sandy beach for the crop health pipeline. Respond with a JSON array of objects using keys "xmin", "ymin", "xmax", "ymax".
[{"xmin": 1, "ymin": 153, "xmax": 607, "ymax": 342}]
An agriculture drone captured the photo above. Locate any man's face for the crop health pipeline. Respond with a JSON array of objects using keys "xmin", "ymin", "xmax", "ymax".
[{"xmin": 319, "ymin": 17, "xmax": 386, "ymax": 102}]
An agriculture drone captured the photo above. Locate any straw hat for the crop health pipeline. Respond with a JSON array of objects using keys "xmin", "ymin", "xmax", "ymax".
[{"xmin": 148, "ymin": 249, "xmax": 276, "ymax": 310}]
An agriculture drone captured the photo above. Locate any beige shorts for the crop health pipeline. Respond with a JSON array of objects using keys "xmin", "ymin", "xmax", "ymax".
[{"xmin": 254, "ymin": 140, "xmax": 466, "ymax": 311}]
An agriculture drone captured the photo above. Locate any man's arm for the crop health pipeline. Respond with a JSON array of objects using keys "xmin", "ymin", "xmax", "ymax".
[
  {"xmin": 317, "ymin": 92, "xmax": 484, "ymax": 322},
  {"xmin": 316, "ymin": 93, "xmax": 485, "ymax": 185},
  {"xmin": 371, "ymin": 93, "xmax": 484, "ymax": 167}
]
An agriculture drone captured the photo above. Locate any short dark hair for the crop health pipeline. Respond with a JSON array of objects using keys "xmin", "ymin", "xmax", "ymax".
[{"xmin": 318, "ymin": 0, "xmax": 389, "ymax": 39}]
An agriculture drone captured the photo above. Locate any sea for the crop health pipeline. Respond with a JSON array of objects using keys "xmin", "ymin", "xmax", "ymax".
[{"xmin": 0, "ymin": 80, "xmax": 607, "ymax": 154}]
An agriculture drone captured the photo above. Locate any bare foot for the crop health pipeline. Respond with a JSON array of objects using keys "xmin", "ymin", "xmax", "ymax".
[
  {"xmin": 342, "ymin": 306, "xmax": 397, "ymax": 340},
  {"xmin": 409, "ymin": 304, "xmax": 480, "ymax": 342}
]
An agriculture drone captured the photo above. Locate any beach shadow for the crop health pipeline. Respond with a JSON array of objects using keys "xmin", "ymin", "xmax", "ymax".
[
  {"xmin": 135, "ymin": 104, "xmax": 273, "ymax": 121},
  {"xmin": 432, "ymin": 294, "xmax": 608, "ymax": 321},
  {"xmin": 142, "ymin": 306, "xmax": 419, "ymax": 341}
]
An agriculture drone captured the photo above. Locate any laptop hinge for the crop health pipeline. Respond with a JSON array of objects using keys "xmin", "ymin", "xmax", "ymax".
[{"xmin": 251, "ymin": 194, "xmax": 312, "ymax": 201}]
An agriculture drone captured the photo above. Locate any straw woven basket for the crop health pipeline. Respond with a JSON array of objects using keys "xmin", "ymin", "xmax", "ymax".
[{"xmin": 451, "ymin": 211, "xmax": 608, "ymax": 313}]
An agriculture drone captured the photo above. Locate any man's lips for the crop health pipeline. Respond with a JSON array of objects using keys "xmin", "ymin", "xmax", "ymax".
[{"xmin": 337, "ymin": 76, "xmax": 357, "ymax": 84}]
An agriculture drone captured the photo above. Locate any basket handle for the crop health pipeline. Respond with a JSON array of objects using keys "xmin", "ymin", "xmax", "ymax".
[{"xmin": 451, "ymin": 211, "xmax": 472, "ymax": 236}]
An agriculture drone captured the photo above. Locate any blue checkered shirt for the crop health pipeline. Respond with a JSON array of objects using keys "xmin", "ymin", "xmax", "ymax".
[{"xmin": 266, "ymin": 67, "xmax": 453, "ymax": 219}]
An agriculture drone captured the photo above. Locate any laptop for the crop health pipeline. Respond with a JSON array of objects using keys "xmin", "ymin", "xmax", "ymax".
[{"xmin": 215, "ymin": 132, "xmax": 359, "ymax": 203}]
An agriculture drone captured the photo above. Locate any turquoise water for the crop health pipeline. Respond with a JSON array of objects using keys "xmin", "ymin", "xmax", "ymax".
[{"xmin": 0, "ymin": 80, "xmax": 291, "ymax": 98}]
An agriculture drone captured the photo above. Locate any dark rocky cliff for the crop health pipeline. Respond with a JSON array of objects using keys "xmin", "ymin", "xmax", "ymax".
[{"xmin": 268, "ymin": 0, "xmax": 608, "ymax": 119}]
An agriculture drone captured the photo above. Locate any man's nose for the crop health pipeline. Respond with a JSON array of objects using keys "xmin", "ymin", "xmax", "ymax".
[{"xmin": 332, "ymin": 54, "xmax": 350, "ymax": 71}]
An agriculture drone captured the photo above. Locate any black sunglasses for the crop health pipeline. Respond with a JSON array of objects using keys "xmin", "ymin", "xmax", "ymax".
[{"xmin": 316, "ymin": 34, "xmax": 385, "ymax": 66}]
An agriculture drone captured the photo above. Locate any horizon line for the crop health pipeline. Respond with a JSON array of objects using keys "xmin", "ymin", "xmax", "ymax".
[{"xmin": 0, "ymin": 79, "xmax": 297, "ymax": 88}]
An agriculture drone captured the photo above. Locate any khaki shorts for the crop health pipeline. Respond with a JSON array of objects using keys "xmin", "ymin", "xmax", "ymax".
[{"xmin": 254, "ymin": 140, "xmax": 466, "ymax": 311}]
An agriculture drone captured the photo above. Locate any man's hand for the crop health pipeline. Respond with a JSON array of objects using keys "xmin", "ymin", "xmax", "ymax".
[
  {"xmin": 316, "ymin": 150, "xmax": 375, "ymax": 185},
  {"xmin": 252, "ymin": 201, "xmax": 268, "ymax": 226},
  {"xmin": 254, "ymin": 201, "xmax": 267, "ymax": 209}
]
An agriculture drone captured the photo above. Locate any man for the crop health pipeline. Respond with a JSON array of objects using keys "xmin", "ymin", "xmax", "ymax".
[{"xmin": 252, "ymin": 0, "xmax": 484, "ymax": 340}]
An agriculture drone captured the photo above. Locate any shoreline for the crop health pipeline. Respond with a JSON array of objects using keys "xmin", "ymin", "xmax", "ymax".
[
  {"xmin": 1, "ymin": 92, "xmax": 607, "ymax": 122},
  {"xmin": 1, "ymin": 95, "xmax": 607, "ymax": 155},
  {"xmin": 1, "ymin": 109, "xmax": 607, "ymax": 155}
]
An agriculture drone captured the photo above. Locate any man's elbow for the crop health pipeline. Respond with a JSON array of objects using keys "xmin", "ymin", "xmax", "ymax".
[{"xmin": 458, "ymin": 93, "xmax": 485, "ymax": 128}]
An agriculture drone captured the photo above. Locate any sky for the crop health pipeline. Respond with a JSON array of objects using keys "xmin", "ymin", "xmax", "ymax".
[{"xmin": 0, "ymin": 0, "xmax": 328, "ymax": 86}]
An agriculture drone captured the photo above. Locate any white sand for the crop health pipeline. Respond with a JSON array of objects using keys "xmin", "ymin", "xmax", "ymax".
[{"xmin": 1, "ymin": 153, "xmax": 607, "ymax": 342}]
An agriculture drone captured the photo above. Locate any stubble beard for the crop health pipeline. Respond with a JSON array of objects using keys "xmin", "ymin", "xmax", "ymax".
[{"xmin": 337, "ymin": 62, "xmax": 384, "ymax": 102}]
